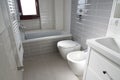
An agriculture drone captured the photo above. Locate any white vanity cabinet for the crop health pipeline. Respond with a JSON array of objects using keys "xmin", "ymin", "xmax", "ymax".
[
  {"xmin": 84, "ymin": 0, "xmax": 120, "ymax": 79},
  {"xmin": 84, "ymin": 49, "xmax": 120, "ymax": 80}
]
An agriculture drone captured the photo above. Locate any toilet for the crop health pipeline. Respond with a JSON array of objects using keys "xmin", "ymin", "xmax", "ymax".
[
  {"xmin": 57, "ymin": 40, "xmax": 81, "ymax": 59},
  {"xmin": 57, "ymin": 40, "xmax": 87, "ymax": 79},
  {"xmin": 67, "ymin": 51, "xmax": 87, "ymax": 78}
]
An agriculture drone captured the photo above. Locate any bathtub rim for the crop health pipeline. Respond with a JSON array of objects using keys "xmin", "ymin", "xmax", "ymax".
[{"xmin": 22, "ymin": 34, "xmax": 72, "ymax": 43}]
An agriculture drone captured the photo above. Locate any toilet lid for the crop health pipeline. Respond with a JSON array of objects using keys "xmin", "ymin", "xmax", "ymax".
[
  {"xmin": 67, "ymin": 51, "xmax": 87, "ymax": 63},
  {"xmin": 57, "ymin": 40, "xmax": 80, "ymax": 48}
]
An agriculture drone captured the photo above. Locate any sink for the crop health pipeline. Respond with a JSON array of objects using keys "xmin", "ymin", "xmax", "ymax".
[
  {"xmin": 87, "ymin": 37, "xmax": 120, "ymax": 66},
  {"xmin": 96, "ymin": 37, "xmax": 120, "ymax": 53}
]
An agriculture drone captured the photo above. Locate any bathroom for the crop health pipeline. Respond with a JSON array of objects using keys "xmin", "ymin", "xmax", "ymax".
[{"xmin": 0, "ymin": 0, "xmax": 120, "ymax": 80}]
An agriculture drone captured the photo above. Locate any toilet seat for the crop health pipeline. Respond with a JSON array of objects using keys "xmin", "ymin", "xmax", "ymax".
[
  {"xmin": 57, "ymin": 40, "xmax": 81, "ymax": 59},
  {"xmin": 67, "ymin": 51, "xmax": 87, "ymax": 63},
  {"xmin": 57, "ymin": 40, "xmax": 80, "ymax": 49}
]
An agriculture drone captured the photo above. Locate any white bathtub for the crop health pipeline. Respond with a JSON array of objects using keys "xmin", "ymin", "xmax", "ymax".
[
  {"xmin": 25, "ymin": 30, "xmax": 63, "ymax": 40},
  {"xmin": 22, "ymin": 30, "xmax": 72, "ymax": 57}
]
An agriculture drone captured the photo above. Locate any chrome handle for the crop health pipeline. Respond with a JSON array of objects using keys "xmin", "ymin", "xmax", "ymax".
[
  {"xmin": 17, "ymin": 66, "xmax": 24, "ymax": 71},
  {"xmin": 20, "ymin": 25, "xmax": 26, "ymax": 29},
  {"xmin": 103, "ymin": 71, "xmax": 113, "ymax": 80},
  {"xmin": 19, "ymin": 25, "xmax": 26, "ymax": 32}
]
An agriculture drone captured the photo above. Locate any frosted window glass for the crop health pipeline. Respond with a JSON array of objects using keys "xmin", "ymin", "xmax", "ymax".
[{"xmin": 20, "ymin": 0, "xmax": 37, "ymax": 15}]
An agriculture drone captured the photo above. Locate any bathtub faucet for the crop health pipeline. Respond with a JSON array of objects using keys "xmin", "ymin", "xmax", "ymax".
[{"xmin": 19, "ymin": 25, "xmax": 26, "ymax": 32}]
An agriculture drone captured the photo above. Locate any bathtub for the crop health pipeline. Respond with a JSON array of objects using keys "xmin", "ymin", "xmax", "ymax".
[{"xmin": 22, "ymin": 30, "xmax": 72, "ymax": 57}]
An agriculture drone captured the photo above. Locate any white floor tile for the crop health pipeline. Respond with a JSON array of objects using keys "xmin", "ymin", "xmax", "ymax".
[{"xmin": 23, "ymin": 53, "xmax": 79, "ymax": 80}]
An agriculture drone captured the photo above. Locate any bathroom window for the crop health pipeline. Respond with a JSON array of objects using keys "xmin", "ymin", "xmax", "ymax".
[{"xmin": 17, "ymin": 0, "xmax": 40, "ymax": 20}]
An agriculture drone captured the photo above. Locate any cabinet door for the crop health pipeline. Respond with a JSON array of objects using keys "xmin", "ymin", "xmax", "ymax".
[
  {"xmin": 86, "ymin": 50, "xmax": 120, "ymax": 80},
  {"xmin": 85, "ymin": 67, "xmax": 102, "ymax": 80}
]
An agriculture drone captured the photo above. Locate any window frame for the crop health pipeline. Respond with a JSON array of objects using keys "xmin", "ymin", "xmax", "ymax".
[{"xmin": 17, "ymin": 0, "xmax": 40, "ymax": 20}]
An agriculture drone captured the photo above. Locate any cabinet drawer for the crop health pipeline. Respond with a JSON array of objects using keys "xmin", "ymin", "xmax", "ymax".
[{"xmin": 88, "ymin": 50, "xmax": 120, "ymax": 80}]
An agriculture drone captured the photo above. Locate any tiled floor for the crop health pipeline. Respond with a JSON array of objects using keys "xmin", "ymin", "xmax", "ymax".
[{"xmin": 23, "ymin": 53, "xmax": 79, "ymax": 80}]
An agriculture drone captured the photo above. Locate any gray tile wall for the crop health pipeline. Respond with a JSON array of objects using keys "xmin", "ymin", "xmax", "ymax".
[
  {"xmin": 21, "ymin": 19, "xmax": 41, "ymax": 31},
  {"xmin": 71, "ymin": 0, "xmax": 113, "ymax": 49}
]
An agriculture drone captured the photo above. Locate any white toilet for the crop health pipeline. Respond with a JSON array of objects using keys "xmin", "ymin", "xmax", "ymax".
[
  {"xmin": 67, "ymin": 51, "xmax": 87, "ymax": 78},
  {"xmin": 57, "ymin": 40, "xmax": 87, "ymax": 79},
  {"xmin": 57, "ymin": 40, "xmax": 81, "ymax": 59}
]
